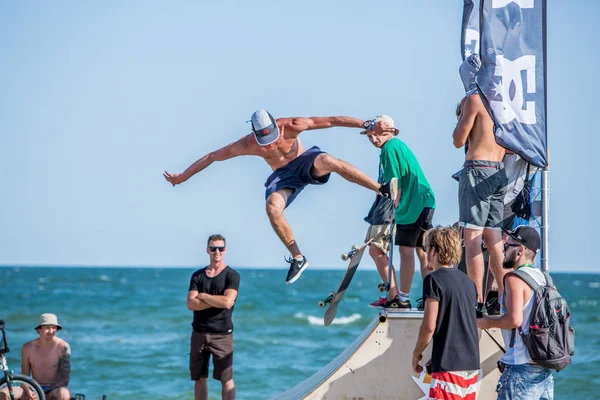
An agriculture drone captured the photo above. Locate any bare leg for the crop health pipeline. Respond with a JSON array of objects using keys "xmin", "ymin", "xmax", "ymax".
[
  {"xmin": 464, "ymin": 228, "xmax": 485, "ymax": 302},
  {"xmin": 0, "ymin": 387, "xmax": 23, "ymax": 400},
  {"xmin": 221, "ymin": 379, "xmax": 235, "ymax": 400},
  {"xmin": 312, "ymin": 153, "xmax": 380, "ymax": 192},
  {"xmin": 399, "ymin": 246, "xmax": 416, "ymax": 295},
  {"xmin": 484, "ymin": 267, "xmax": 497, "ymax": 293},
  {"xmin": 265, "ymin": 189, "xmax": 301, "ymax": 257},
  {"xmin": 417, "ymin": 247, "xmax": 429, "ymax": 279},
  {"xmin": 483, "ymin": 228, "xmax": 505, "ymax": 298},
  {"xmin": 47, "ymin": 388, "xmax": 72, "ymax": 400},
  {"xmin": 369, "ymin": 245, "xmax": 399, "ymax": 299},
  {"xmin": 195, "ymin": 379, "xmax": 208, "ymax": 400}
]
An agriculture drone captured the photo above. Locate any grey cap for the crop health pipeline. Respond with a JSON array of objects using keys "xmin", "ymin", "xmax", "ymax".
[{"xmin": 250, "ymin": 109, "xmax": 280, "ymax": 146}]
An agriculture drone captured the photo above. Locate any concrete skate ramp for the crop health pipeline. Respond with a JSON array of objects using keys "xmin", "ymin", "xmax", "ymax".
[{"xmin": 271, "ymin": 310, "xmax": 503, "ymax": 399}]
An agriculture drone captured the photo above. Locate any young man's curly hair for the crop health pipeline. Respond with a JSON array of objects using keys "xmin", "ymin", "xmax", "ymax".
[{"xmin": 423, "ymin": 226, "xmax": 462, "ymax": 266}]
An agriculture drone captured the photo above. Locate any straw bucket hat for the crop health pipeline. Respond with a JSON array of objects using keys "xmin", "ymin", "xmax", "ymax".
[{"xmin": 35, "ymin": 313, "xmax": 63, "ymax": 330}]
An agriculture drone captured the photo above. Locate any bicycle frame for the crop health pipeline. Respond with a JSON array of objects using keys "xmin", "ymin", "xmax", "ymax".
[{"xmin": 0, "ymin": 320, "xmax": 17, "ymax": 400}]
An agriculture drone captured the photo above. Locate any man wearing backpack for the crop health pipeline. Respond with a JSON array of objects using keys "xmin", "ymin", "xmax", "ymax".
[{"xmin": 477, "ymin": 226, "xmax": 555, "ymax": 399}]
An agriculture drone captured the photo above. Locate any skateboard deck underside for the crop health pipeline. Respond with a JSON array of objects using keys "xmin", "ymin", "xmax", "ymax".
[{"xmin": 324, "ymin": 244, "xmax": 369, "ymax": 326}]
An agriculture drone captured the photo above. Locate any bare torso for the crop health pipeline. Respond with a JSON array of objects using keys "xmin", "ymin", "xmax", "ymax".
[
  {"xmin": 22, "ymin": 338, "xmax": 66, "ymax": 385},
  {"xmin": 243, "ymin": 119, "xmax": 308, "ymax": 170},
  {"xmin": 465, "ymin": 95, "xmax": 505, "ymax": 162}
]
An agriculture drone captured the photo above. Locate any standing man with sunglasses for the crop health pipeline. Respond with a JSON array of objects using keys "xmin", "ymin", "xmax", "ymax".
[
  {"xmin": 187, "ymin": 234, "xmax": 240, "ymax": 400},
  {"xmin": 165, "ymin": 109, "xmax": 399, "ymax": 285}
]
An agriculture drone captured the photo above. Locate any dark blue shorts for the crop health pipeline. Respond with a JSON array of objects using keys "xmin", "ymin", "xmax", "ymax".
[{"xmin": 264, "ymin": 146, "xmax": 330, "ymax": 208}]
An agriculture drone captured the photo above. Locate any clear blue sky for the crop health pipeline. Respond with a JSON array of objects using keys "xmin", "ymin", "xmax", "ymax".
[{"xmin": 0, "ymin": 1, "xmax": 598, "ymax": 272}]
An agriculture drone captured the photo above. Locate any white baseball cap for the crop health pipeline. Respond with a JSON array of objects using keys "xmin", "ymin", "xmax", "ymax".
[
  {"xmin": 360, "ymin": 114, "xmax": 399, "ymax": 135},
  {"xmin": 250, "ymin": 109, "xmax": 280, "ymax": 146}
]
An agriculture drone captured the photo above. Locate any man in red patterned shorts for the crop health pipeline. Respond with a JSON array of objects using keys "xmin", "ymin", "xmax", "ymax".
[{"xmin": 412, "ymin": 226, "xmax": 481, "ymax": 399}]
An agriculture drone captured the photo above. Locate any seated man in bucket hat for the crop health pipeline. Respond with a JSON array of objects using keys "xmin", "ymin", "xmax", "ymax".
[{"xmin": 21, "ymin": 313, "xmax": 71, "ymax": 400}]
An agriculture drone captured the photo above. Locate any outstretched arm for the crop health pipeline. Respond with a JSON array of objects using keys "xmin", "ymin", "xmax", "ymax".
[
  {"xmin": 285, "ymin": 117, "xmax": 397, "ymax": 137},
  {"xmin": 289, "ymin": 116, "xmax": 364, "ymax": 131},
  {"xmin": 164, "ymin": 135, "xmax": 251, "ymax": 186},
  {"xmin": 453, "ymin": 94, "xmax": 479, "ymax": 148}
]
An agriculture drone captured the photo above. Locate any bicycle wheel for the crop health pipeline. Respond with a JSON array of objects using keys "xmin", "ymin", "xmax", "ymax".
[{"xmin": 0, "ymin": 375, "xmax": 45, "ymax": 400}]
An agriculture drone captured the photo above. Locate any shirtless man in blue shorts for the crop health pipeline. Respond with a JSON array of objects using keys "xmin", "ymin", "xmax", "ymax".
[{"xmin": 164, "ymin": 109, "xmax": 398, "ymax": 284}]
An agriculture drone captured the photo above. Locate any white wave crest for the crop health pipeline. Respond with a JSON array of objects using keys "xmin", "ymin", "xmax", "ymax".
[{"xmin": 294, "ymin": 312, "xmax": 362, "ymax": 326}]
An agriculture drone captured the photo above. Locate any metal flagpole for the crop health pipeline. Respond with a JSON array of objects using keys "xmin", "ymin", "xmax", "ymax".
[
  {"xmin": 541, "ymin": 0, "xmax": 549, "ymax": 272},
  {"xmin": 541, "ymin": 166, "xmax": 550, "ymax": 272}
]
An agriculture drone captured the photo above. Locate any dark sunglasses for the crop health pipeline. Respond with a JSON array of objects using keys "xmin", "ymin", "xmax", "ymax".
[
  {"xmin": 209, "ymin": 246, "xmax": 226, "ymax": 253},
  {"xmin": 503, "ymin": 243, "xmax": 521, "ymax": 251}
]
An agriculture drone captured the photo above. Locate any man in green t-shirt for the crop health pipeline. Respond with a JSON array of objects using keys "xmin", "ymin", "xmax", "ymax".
[{"xmin": 363, "ymin": 115, "xmax": 436, "ymax": 309}]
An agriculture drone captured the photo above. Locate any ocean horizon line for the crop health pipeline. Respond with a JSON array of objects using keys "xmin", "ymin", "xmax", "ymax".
[{"xmin": 0, "ymin": 264, "xmax": 597, "ymax": 274}]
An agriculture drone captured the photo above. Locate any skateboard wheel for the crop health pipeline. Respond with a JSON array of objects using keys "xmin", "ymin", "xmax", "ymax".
[
  {"xmin": 329, "ymin": 292, "xmax": 335, "ymax": 298},
  {"xmin": 341, "ymin": 253, "xmax": 349, "ymax": 261},
  {"xmin": 352, "ymin": 245, "xmax": 359, "ymax": 251},
  {"xmin": 378, "ymin": 283, "xmax": 387, "ymax": 292},
  {"xmin": 318, "ymin": 300, "xmax": 326, "ymax": 308}
]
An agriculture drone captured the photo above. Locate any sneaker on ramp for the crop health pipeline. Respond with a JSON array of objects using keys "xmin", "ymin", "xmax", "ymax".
[
  {"xmin": 385, "ymin": 295, "xmax": 412, "ymax": 309},
  {"xmin": 368, "ymin": 297, "xmax": 389, "ymax": 308}
]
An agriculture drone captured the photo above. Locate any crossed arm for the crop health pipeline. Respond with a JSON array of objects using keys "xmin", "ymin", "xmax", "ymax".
[{"xmin": 187, "ymin": 289, "xmax": 238, "ymax": 311}]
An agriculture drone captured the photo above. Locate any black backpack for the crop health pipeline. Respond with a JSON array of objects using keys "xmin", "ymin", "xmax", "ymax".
[
  {"xmin": 508, "ymin": 269, "xmax": 575, "ymax": 371},
  {"xmin": 511, "ymin": 163, "xmax": 533, "ymax": 220}
]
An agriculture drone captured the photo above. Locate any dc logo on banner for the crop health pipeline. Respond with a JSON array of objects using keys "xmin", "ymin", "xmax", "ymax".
[
  {"xmin": 464, "ymin": 29, "xmax": 479, "ymax": 57},
  {"xmin": 490, "ymin": 55, "xmax": 537, "ymax": 125},
  {"xmin": 492, "ymin": 0, "xmax": 534, "ymax": 8}
]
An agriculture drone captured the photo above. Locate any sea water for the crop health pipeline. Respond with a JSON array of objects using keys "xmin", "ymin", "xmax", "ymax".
[{"xmin": 1, "ymin": 267, "xmax": 598, "ymax": 399}]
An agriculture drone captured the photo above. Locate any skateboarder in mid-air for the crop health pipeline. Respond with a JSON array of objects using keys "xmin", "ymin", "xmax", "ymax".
[{"xmin": 164, "ymin": 109, "xmax": 399, "ymax": 285}]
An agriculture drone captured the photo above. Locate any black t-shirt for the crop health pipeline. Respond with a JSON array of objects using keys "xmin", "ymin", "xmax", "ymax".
[
  {"xmin": 189, "ymin": 266, "xmax": 240, "ymax": 334},
  {"xmin": 422, "ymin": 267, "xmax": 480, "ymax": 372}
]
